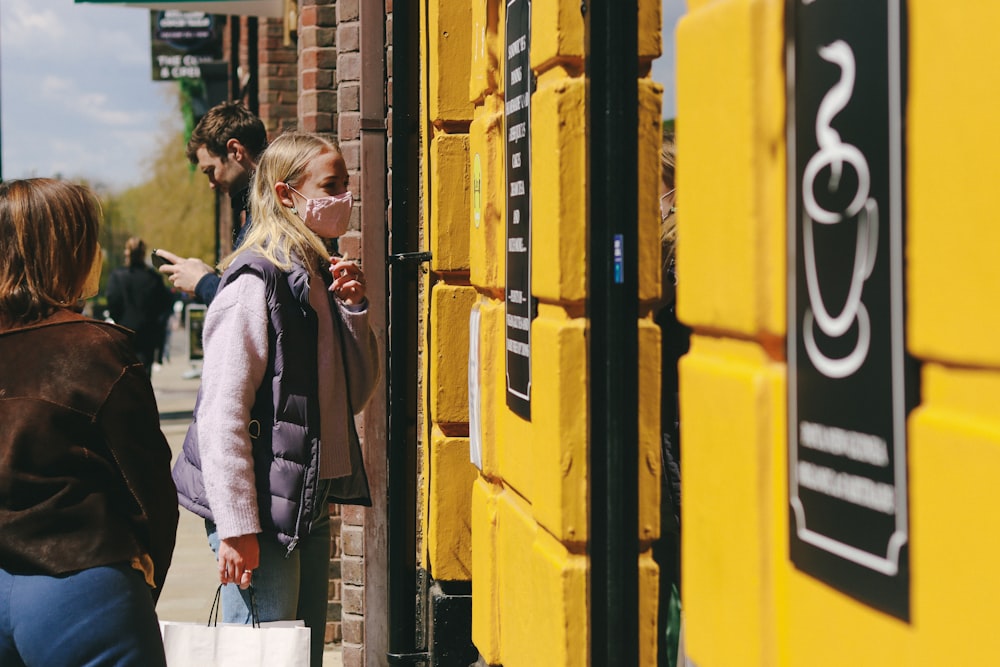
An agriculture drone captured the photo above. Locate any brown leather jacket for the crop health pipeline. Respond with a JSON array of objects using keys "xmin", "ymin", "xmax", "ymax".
[{"xmin": 0, "ymin": 310, "xmax": 178, "ymax": 600}]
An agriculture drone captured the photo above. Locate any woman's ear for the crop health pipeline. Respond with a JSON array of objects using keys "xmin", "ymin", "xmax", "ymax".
[{"xmin": 275, "ymin": 182, "xmax": 296, "ymax": 210}]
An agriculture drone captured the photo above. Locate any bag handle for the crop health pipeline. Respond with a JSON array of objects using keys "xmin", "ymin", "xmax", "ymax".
[{"xmin": 207, "ymin": 584, "xmax": 261, "ymax": 629}]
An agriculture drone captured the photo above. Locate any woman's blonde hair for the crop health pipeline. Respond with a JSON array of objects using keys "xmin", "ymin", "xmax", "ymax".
[
  {"xmin": 660, "ymin": 132, "xmax": 677, "ymax": 264},
  {"xmin": 221, "ymin": 131, "xmax": 342, "ymax": 273},
  {"xmin": 0, "ymin": 178, "xmax": 100, "ymax": 328}
]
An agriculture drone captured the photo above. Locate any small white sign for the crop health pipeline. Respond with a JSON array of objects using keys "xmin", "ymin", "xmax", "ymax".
[{"xmin": 468, "ymin": 303, "xmax": 483, "ymax": 470}]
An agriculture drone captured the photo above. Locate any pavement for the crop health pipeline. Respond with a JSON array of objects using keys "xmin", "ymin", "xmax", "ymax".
[{"xmin": 151, "ymin": 322, "xmax": 343, "ymax": 667}]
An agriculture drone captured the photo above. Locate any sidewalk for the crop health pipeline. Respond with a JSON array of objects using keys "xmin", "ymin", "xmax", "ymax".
[{"xmin": 151, "ymin": 327, "xmax": 343, "ymax": 667}]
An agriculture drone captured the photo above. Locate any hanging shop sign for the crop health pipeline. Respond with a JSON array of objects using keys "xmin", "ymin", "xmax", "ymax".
[
  {"xmin": 504, "ymin": 0, "xmax": 533, "ymax": 420},
  {"xmin": 786, "ymin": 0, "xmax": 915, "ymax": 621},
  {"xmin": 150, "ymin": 10, "xmax": 223, "ymax": 80},
  {"xmin": 76, "ymin": 1, "xmax": 283, "ymax": 19}
]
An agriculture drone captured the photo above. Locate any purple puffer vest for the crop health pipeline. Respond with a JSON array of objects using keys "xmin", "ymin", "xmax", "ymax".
[{"xmin": 172, "ymin": 252, "xmax": 369, "ymax": 553}]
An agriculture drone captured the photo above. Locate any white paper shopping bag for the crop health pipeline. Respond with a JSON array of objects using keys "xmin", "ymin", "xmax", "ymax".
[
  {"xmin": 158, "ymin": 586, "xmax": 310, "ymax": 667},
  {"xmin": 159, "ymin": 619, "xmax": 310, "ymax": 667}
]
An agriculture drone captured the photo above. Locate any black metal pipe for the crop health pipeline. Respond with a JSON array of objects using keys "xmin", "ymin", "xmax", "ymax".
[
  {"xmin": 387, "ymin": 0, "xmax": 423, "ymax": 663},
  {"xmin": 229, "ymin": 16, "xmax": 240, "ymax": 101},
  {"xmin": 247, "ymin": 17, "xmax": 259, "ymax": 116},
  {"xmin": 587, "ymin": 0, "xmax": 640, "ymax": 665}
]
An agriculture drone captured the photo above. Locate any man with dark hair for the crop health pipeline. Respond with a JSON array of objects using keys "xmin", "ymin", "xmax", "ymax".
[{"xmin": 155, "ymin": 102, "xmax": 267, "ymax": 305}]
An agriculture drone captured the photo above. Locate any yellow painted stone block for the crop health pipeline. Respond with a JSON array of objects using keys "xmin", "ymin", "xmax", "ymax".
[
  {"xmin": 470, "ymin": 0, "xmax": 488, "ymax": 104},
  {"xmin": 530, "ymin": 0, "xmax": 584, "ymax": 73},
  {"xmin": 905, "ymin": 364, "xmax": 1000, "ymax": 665},
  {"xmin": 639, "ymin": 78, "xmax": 665, "ymax": 306},
  {"xmin": 430, "ymin": 284, "xmax": 478, "ymax": 424},
  {"xmin": 469, "ymin": 0, "xmax": 501, "ymax": 103},
  {"xmin": 531, "ymin": 75, "xmax": 587, "ymax": 304},
  {"xmin": 784, "ymin": 564, "xmax": 916, "ymax": 667},
  {"xmin": 638, "ymin": 0, "xmax": 663, "ymax": 61},
  {"xmin": 427, "ymin": 0, "xmax": 474, "ymax": 123},
  {"xmin": 638, "ymin": 317, "xmax": 661, "ymax": 544},
  {"xmin": 427, "ymin": 427, "xmax": 479, "ymax": 581},
  {"xmin": 469, "ymin": 99, "xmax": 506, "ymax": 291},
  {"xmin": 496, "ymin": 488, "xmax": 587, "ymax": 667},
  {"xmin": 498, "ymin": 339, "xmax": 536, "ymax": 502},
  {"xmin": 639, "ymin": 549, "xmax": 660, "ymax": 667},
  {"xmin": 473, "ymin": 297, "xmax": 504, "ymax": 477},
  {"xmin": 675, "ymin": 0, "xmax": 786, "ymax": 337},
  {"xmin": 471, "ymin": 476, "xmax": 501, "ymax": 663},
  {"xmin": 920, "ymin": 363, "xmax": 1000, "ymax": 422},
  {"xmin": 528, "ymin": 305, "xmax": 588, "ymax": 544},
  {"xmin": 431, "ymin": 133, "xmax": 471, "ymax": 272},
  {"xmin": 908, "ymin": 1, "xmax": 1000, "ymax": 367},
  {"xmin": 679, "ymin": 334, "xmax": 783, "ymax": 666}
]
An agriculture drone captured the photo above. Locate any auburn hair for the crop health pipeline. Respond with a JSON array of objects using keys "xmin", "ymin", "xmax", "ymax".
[{"xmin": 0, "ymin": 178, "xmax": 100, "ymax": 328}]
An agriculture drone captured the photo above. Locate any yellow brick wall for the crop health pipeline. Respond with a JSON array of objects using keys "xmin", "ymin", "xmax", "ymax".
[
  {"xmin": 428, "ymin": 0, "xmax": 664, "ymax": 664},
  {"xmin": 677, "ymin": 1, "xmax": 1000, "ymax": 665},
  {"xmin": 421, "ymin": 0, "xmax": 475, "ymax": 584}
]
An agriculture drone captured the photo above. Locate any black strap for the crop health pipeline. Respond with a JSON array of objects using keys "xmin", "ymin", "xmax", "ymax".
[{"xmin": 207, "ymin": 584, "xmax": 260, "ymax": 628}]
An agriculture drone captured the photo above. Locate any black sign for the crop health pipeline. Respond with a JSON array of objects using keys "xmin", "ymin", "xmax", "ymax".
[
  {"xmin": 187, "ymin": 304, "xmax": 207, "ymax": 362},
  {"xmin": 787, "ymin": 0, "xmax": 914, "ymax": 620},
  {"xmin": 150, "ymin": 11, "xmax": 223, "ymax": 81},
  {"xmin": 505, "ymin": 0, "xmax": 533, "ymax": 420}
]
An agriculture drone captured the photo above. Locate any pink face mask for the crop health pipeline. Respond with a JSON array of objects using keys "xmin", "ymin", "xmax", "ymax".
[{"xmin": 288, "ymin": 185, "xmax": 353, "ymax": 238}]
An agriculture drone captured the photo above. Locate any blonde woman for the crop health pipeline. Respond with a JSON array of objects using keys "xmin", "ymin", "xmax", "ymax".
[{"xmin": 172, "ymin": 133, "xmax": 380, "ymax": 667}]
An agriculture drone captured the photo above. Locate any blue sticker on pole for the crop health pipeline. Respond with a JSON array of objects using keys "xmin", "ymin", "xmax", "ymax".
[{"xmin": 613, "ymin": 234, "xmax": 624, "ymax": 284}]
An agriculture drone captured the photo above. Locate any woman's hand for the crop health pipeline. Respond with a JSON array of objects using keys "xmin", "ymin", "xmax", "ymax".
[
  {"xmin": 328, "ymin": 257, "xmax": 366, "ymax": 305},
  {"xmin": 218, "ymin": 533, "xmax": 260, "ymax": 590}
]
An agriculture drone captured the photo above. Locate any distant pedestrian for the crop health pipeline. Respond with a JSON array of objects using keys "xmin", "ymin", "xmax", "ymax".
[
  {"xmin": 106, "ymin": 236, "xmax": 173, "ymax": 376},
  {"xmin": 172, "ymin": 132, "xmax": 379, "ymax": 667},
  {"xmin": 0, "ymin": 178, "xmax": 179, "ymax": 667},
  {"xmin": 155, "ymin": 102, "xmax": 267, "ymax": 305}
]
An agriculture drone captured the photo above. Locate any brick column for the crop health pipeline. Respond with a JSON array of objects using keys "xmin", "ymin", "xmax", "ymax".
[
  {"xmin": 332, "ymin": 4, "xmax": 365, "ymax": 664},
  {"xmin": 334, "ymin": 0, "xmax": 362, "ymax": 260},
  {"xmin": 257, "ymin": 18, "xmax": 299, "ymax": 136},
  {"xmin": 341, "ymin": 505, "xmax": 366, "ymax": 667},
  {"xmin": 299, "ymin": 0, "xmax": 338, "ymax": 133}
]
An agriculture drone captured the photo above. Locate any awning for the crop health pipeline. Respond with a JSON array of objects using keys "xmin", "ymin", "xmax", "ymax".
[{"xmin": 75, "ymin": 1, "xmax": 286, "ymax": 19}]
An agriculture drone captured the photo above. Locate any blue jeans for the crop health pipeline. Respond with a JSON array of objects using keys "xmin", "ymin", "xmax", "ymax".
[
  {"xmin": 0, "ymin": 563, "xmax": 166, "ymax": 667},
  {"xmin": 206, "ymin": 492, "xmax": 331, "ymax": 667}
]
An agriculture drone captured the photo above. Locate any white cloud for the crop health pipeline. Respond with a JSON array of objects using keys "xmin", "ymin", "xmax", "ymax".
[
  {"xmin": 1, "ymin": 0, "xmax": 176, "ymax": 190},
  {"xmin": 40, "ymin": 75, "xmax": 138, "ymax": 126}
]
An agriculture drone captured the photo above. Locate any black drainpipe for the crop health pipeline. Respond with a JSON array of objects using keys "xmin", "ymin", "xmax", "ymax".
[
  {"xmin": 587, "ymin": 0, "xmax": 640, "ymax": 665},
  {"xmin": 246, "ymin": 17, "xmax": 259, "ymax": 116},
  {"xmin": 229, "ymin": 16, "xmax": 241, "ymax": 101},
  {"xmin": 386, "ymin": 0, "xmax": 428, "ymax": 664}
]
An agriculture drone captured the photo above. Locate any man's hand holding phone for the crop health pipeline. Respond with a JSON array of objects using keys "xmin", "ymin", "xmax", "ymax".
[
  {"xmin": 153, "ymin": 248, "xmax": 216, "ymax": 295},
  {"xmin": 151, "ymin": 249, "xmax": 174, "ymax": 270}
]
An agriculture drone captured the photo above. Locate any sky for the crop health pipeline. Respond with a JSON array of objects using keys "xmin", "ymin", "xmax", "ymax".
[
  {"xmin": 0, "ymin": 0, "xmax": 684, "ymax": 192},
  {"xmin": 654, "ymin": 0, "xmax": 686, "ymax": 121},
  {"xmin": 0, "ymin": 0, "xmax": 177, "ymax": 191}
]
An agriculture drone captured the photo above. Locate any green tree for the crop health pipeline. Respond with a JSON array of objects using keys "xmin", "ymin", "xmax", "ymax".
[{"xmin": 115, "ymin": 126, "xmax": 216, "ymax": 269}]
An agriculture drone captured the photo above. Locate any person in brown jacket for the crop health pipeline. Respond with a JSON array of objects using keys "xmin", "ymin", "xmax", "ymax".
[{"xmin": 0, "ymin": 178, "xmax": 179, "ymax": 667}]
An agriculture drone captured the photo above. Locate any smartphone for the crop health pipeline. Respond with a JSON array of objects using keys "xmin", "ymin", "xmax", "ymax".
[{"xmin": 151, "ymin": 250, "xmax": 173, "ymax": 269}]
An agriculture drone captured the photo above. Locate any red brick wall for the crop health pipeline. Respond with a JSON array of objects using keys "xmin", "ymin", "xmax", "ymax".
[
  {"xmin": 299, "ymin": 0, "xmax": 338, "ymax": 134},
  {"xmin": 258, "ymin": 18, "xmax": 298, "ymax": 136}
]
